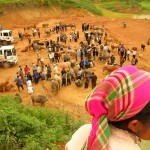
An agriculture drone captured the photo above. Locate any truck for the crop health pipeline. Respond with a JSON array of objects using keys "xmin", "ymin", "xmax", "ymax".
[
  {"xmin": 0, "ymin": 45, "xmax": 18, "ymax": 68},
  {"xmin": 0, "ymin": 30, "xmax": 14, "ymax": 46}
]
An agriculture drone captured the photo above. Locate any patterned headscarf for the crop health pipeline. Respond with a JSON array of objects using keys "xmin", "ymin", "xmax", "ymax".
[{"xmin": 86, "ymin": 66, "xmax": 150, "ymax": 150}]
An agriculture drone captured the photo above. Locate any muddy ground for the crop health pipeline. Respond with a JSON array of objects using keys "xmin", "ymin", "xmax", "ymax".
[{"xmin": 1, "ymin": 6, "xmax": 150, "ymax": 122}]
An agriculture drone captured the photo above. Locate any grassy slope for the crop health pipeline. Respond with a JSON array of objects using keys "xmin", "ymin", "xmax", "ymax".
[
  {"xmin": 0, "ymin": 0, "xmax": 150, "ymax": 149},
  {"xmin": 0, "ymin": 0, "xmax": 103, "ymax": 16},
  {"xmin": 141, "ymin": 1, "xmax": 150, "ymax": 12},
  {"xmin": 95, "ymin": 4, "xmax": 134, "ymax": 19},
  {"xmin": 97, "ymin": 0, "xmax": 150, "ymax": 14}
]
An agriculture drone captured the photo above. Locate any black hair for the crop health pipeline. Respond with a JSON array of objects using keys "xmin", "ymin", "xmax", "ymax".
[{"xmin": 110, "ymin": 101, "xmax": 150, "ymax": 129}]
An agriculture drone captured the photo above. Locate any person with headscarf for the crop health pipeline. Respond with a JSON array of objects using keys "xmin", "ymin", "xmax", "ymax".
[{"xmin": 66, "ymin": 65, "xmax": 150, "ymax": 150}]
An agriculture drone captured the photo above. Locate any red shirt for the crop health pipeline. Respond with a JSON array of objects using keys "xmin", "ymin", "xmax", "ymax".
[{"xmin": 24, "ymin": 66, "xmax": 30, "ymax": 74}]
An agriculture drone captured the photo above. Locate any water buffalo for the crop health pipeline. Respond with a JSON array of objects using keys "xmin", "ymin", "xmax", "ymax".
[{"xmin": 31, "ymin": 95, "xmax": 48, "ymax": 106}]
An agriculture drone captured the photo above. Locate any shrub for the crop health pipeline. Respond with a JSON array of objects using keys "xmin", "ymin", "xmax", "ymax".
[{"xmin": 0, "ymin": 95, "xmax": 84, "ymax": 150}]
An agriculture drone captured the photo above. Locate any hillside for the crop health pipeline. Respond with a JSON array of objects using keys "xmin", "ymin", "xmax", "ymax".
[
  {"xmin": 1, "ymin": 0, "xmax": 150, "ymax": 120},
  {"xmin": 0, "ymin": 1, "xmax": 150, "ymax": 149}
]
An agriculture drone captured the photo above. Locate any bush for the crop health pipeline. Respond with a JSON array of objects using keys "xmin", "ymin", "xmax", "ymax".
[{"xmin": 0, "ymin": 95, "xmax": 84, "ymax": 150}]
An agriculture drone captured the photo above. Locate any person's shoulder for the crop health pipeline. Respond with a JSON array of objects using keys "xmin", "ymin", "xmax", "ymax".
[
  {"xmin": 76, "ymin": 124, "xmax": 92, "ymax": 132},
  {"xmin": 108, "ymin": 126, "xmax": 141, "ymax": 150},
  {"xmin": 65, "ymin": 124, "xmax": 92, "ymax": 150},
  {"xmin": 108, "ymin": 139, "xmax": 141, "ymax": 150}
]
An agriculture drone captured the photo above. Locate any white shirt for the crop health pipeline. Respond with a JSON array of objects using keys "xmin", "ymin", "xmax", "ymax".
[
  {"xmin": 91, "ymin": 39, "xmax": 95, "ymax": 45},
  {"xmin": 70, "ymin": 34, "xmax": 72, "ymax": 39},
  {"xmin": 127, "ymin": 50, "xmax": 130, "ymax": 54},
  {"xmin": 66, "ymin": 124, "xmax": 91, "ymax": 150},
  {"xmin": 133, "ymin": 50, "xmax": 137, "ymax": 55},
  {"xmin": 104, "ymin": 45, "xmax": 108, "ymax": 51},
  {"xmin": 54, "ymin": 66, "xmax": 59, "ymax": 74},
  {"xmin": 44, "ymin": 67, "xmax": 47, "ymax": 75},
  {"xmin": 49, "ymin": 52, "xmax": 54, "ymax": 59},
  {"xmin": 65, "ymin": 124, "xmax": 141, "ymax": 150},
  {"xmin": 90, "ymin": 62, "xmax": 93, "ymax": 68},
  {"xmin": 26, "ymin": 80, "xmax": 32, "ymax": 87},
  {"xmin": 27, "ymin": 86, "xmax": 33, "ymax": 94},
  {"xmin": 32, "ymin": 64, "xmax": 37, "ymax": 71},
  {"xmin": 34, "ymin": 29, "xmax": 37, "ymax": 33},
  {"xmin": 48, "ymin": 47, "xmax": 52, "ymax": 52},
  {"xmin": 37, "ymin": 66, "xmax": 41, "ymax": 73},
  {"xmin": 70, "ymin": 68, "xmax": 74, "ymax": 75}
]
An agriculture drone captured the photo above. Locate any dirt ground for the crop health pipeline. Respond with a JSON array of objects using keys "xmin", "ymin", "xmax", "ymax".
[{"xmin": 1, "ymin": 6, "xmax": 150, "ymax": 122}]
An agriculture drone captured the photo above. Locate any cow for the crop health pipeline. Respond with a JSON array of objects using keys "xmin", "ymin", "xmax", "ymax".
[
  {"xmin": 45, "ymin": 29, "xmax": 51, "ymax": 37},
  {"xmin": 67, "ymin": 23, "xmax": 76, "ymax": 29},
  {"xmin": 24, "ymin": 24, "xmax": 36, "ymax": 31},
  {"xmin": 32, "ymin": 40, "xmax": 45, "ymax": 46},
  {"xmin": 57, "ymin": 62, "xmax": 71, "ymax": 69},
  {"xmin": 42, "ymin": 23, "xmax": 49, "ymax": 28},
  {"xmin": 4, "ymin": 84, "xmax": 14, "ymax": 92},
  {"xmin": 36, "ymin": 41, "xmax": 45, "ymax": 46},
  {"xmin": 32, "ymin": 43, "xmax": 46, "ymax": 51},
  {"xmin": 103, "ymin": 64, "xmax": 120, "ymax": 73},
  {"xmin": 54, "ymin": 74, "xmax": 61, "ymax": 90},
  {"xmin": 70, "ymin": 59, "xmax": 76, "ymax": 68},
  {"xmin": 111, "ymin": 43, "xmax": 118, "ymax": 51},
  {"xmin": 105, "ymin": 37, "xmax": 114, "ymax": 43},
  {"xmin": 21, "ymin": 43, "xmax": 33, "ymax": 52},
  {"xmin": 64, "ymin": 50, "xmax": 77, "ymax": 60},
  {"xmin": 0, "ymin": 80, "xmax": 9, "ymax": 92},
  {"xmin": 0, "ymin": 83, "xmax": 13, "ymax": 92},
  {"xmin": 31, "ymin": 94, "xmax": 48, "ymax": 106},
  {"xmin": 24, "ymin": 26, "xmax": 31, "ymax": 31},
  {"xmin": 132, "ymin": 47, "xmax": 137, "ymax": 51},
  {"xmin": 139, "ymin": 53, "xmax": 143, "ymax": 59},
  {"xmin": 22, "ymin": 33, "xmax": 31, "ymax": 39},
  {"xmin": 99, "ymin": 54, "xmax": 110, "ymax": 62},
  {"xmin": 50, "ymin": 79, "xmax": 59, "ymax": 95},
  {"xmin": 93, "ymin": 27, "xmax": 103, "ymax": 31}
]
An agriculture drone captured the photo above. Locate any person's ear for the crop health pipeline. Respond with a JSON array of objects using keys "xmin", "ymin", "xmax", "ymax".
[{"xmin": 128, "ymin": 120, "xmax": 143, "ymax": 133}]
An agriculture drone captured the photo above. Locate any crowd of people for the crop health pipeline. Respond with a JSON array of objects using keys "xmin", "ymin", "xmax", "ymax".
[
  {"xmin": 12, "ymin": 16, "xmax": 150, "ymax": 150},
  {"xmin": 66, "ymin": 66, "xmax": 150, "ymax": 150},
  {"xmin": 15, "ymin": 21, "xmax": 142, "ymax": 95}
]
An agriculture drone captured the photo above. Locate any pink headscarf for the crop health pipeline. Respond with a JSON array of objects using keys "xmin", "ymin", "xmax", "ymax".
[{"xmin": 86, "ymin": 66, "xmax": 150, "ymax": 150}]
